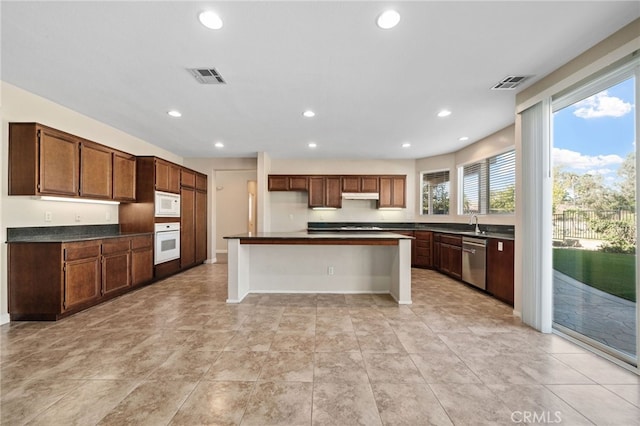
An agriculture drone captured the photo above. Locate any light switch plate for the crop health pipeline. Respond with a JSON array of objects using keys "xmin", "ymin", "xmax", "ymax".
[
  {"xmin": 498, "ymin": 241, "xmax": 503, "ymax": 251},
  {"xmin": 45, "ymin": 211, "xmax": 52, "ymax": 222}
]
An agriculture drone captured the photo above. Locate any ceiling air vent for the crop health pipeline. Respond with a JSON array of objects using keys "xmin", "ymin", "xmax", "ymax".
[
  {"xmin": 188, "ymin": 68, "xmax": 226, "ymax": 84},
  {"xmin": 491, "ymin": 75, "xmax": 527, "ymax": 90}
]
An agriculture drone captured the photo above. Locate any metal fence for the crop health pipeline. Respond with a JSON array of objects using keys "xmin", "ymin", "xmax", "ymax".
[{"xmin": 553, "ymin": 210, "xmax": 636, "ymax": 241}]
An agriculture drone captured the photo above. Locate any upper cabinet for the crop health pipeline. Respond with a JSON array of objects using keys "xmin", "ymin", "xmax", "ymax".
[
  {"xmin": 180, "ymin": 169, "xmax": 196, "ymax": 188},
  {"xmin": 267, "ymin": 173, "xmax": 405, "ymax": 209},
  {"xmin": 341, "ymin": 176, "xmax": 379, "ymax": 193},
  {"xmin": 10, "ymin": 123, "xmax": 79, "ymax": 196},
  {"xmin": 155, "ymin": 158, "xmax": 180, "ymax": 194},
  {"xmin": 112, "ymin": 152, "xmax": 136, "ymax": 201},
  {"xmin": 8, "ymin": 123, "xmax": 137, "ymax": 202},
  {"xmin": 268, "ymin": 175, "xmax": 308, "ymax": 191},
  {"xmin": 378, "ymin": 176, "xmax": 406, "ymax": 208},
  {"xmin": 308, "ymin": 176, "xmax": 342, "ymax": 208},
  {"xmin": 80, "ymin": 141, "xmax": 112, "ymax": 199}
]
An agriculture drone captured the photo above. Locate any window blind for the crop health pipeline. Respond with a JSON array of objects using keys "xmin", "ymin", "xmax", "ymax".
[{"xmin": 461, "ymin": 149, "xmax": 515, "ymax": 215}]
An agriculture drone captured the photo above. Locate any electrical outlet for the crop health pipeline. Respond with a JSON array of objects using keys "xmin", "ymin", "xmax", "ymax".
[
  {"xmin": 327, "ymin": 266, "xmax": 335, "ymax": 275},
  {"xmin": 44, "ymin": 211, "xmax": 52, "ymax": 222},
  {"xmin": 498, "ymin": 241, "xmax": 503, "ymax": 251},
  {"xmin": 75, "ymin": 213, "xmax": 81, "ymax": 222}
]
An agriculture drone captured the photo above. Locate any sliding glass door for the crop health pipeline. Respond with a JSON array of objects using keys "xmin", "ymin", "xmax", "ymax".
[{"xmin": 552, "ymin": 63, "xmax": 638, "ymax": 364}]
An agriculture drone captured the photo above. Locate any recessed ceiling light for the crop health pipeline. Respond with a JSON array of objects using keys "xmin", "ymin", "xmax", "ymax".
[
  {"xmin": 401, "ymin": 143, "xmax": 411, "ymax": 148},
  {"xmin": 199, "ymin": 11, "xmax": 223, "ymax": 30},
  {"xmin": 459, "ymin": 136, "xmax": 469, "ymax": 142},
  {"xmin": 303, "ymin": 110, "xmax": 316, "ymax": 118},
  {"xmin": 214, "ymin": 142, "xmax": 224, "ymax": 148},
  {"xmin": 377, "ymin": 10, "xmax": 400, "ymax": 29},
  {"xmin": 437, "ymin": 109, "xmax": 452, "ymax": 118},
  {"xmin": 308, "ymin": 142, "xmax": 317, "ymax": 148},
  {"xmin": 167, "ymin": 110, "xmax": 182, "ymax": 118}
]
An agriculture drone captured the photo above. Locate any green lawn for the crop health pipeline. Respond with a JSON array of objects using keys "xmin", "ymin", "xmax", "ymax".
[{"xmin": 553, "ymin": 248, "xmax": 636, "ymax": 302}]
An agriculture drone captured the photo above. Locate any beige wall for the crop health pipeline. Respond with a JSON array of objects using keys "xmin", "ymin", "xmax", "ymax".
[
  {"xmin": 268, "ymin": 158, "xmax": 417, "ymax": 231},
  {"xmin": 215, "ymin": 170, "xmax": 258, "ymax": 252},
  {"xmin": 0, "ymin": 82, "xmax": 184, "ymax": 323},
  {"xmin": 415, "ymin": 125, "xmax": 516, "ymax": 225}
]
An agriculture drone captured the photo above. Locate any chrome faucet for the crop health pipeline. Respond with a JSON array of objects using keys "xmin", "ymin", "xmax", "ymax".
[{"xmin": 469, "ymin": 214, "xmax": 480, "ymax": 234}]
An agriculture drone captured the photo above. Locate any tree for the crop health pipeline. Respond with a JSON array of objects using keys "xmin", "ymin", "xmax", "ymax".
[
  {"xmin": 489, "ymin": 185, "xmax": 515, "ymax": 214},
  {"xmin": 617, "ymin": 151, "xmax": 635, "ymax": 212}
]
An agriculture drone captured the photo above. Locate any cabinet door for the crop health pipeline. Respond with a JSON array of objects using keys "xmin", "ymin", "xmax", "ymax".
[
  {"xmin": 268, "ymin": 175, "xmax": 289, "ymax": 191},
  {"xmin": 181, "ymin": 169, "xmax": 196, "ymax": 188},
  {"xmin": 360, "ymin": 176, "xmax": 379, "ymax": 193},
  {"xmin": 414, "ymin": 231, "xmax": 433, "ymax": 268},
  {"xmin": 131, "ymin": 235, "xmax": 153, "ymax": 285},
  {"xmin": 155, "ymin": 159, "xmax": 181, "ymax": 193},
  {"xmin": 449, "ymin": 245, "xmax": 463, "ymax": 280},
  {"xmin": 80, "ymin": 141, "xmax": 112, "ymax": 199},
  {"xmin": 288, "ymin": 176, "xmax": 308, "ymax": 191},
  {"xmin": 308, "ymin": 177, "xmax": 325, "ymax": 207},
  {"xmin": 378, "ymin": 177, "xmax": 393, "ymax": 207},
  {"xmin": 341, "ymin": 176, "xmax": 360, "ymax": 192},
  {"xmin": 433, "ymin": 240, "xmax": 441, "ymax": 270},
  {"xmin": 113, "ymin": 152, "xmax": 136, "ymax": 201},
  {"xmin": 102, "ymin": 252, "xmax": 130, "ymax": 295},
  {"xmin": 64, "ymin": 257, "xmax": 100, "ymax": 310},
  {"xmin": 195, "ymin": 190, "xmax": 208, "ymax": 264},
  {"xmin": 392, "ymin": 177, "xmax": 406, "ymax": 207},
  {"xmin": 196, "ymin": 173, "xmax": 207, "ymax": 191},
  {"xmin": 181, "ymin": 187, "xmax": 196, "ymax": 268},
  {"xmin": 325, "ymin": 177, "xmax": 342, "ymax": 208},
  {"xmin": 132, "ymin": 248, "xmax": 153, "ymax": 285},
  {"xmin": 487, "ymin": 239, "xmax": 514, "ymax": 305},
  {"xmin": 39, "ymin": 128, "xmax": 79, "ymax": 196}
]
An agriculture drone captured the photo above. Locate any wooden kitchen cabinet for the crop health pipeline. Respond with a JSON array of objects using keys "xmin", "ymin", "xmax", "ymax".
[
  {"xmin": 414, "ymin": 231, "xmax": 433, "ymax": 268},
  {"xmin": 180, "ymin": 173, "xmax": 208, "ymax": 269},
  {"xmin": 63, "ymin": 241, "xmax": 102, "ymax": 311},
  {"xmin": 433, "ymin": 234, "xmax": 441, "ymax": 270},
  {"xmin": 181, "ymin": 169, "xmax": 196, "ymax": 188},
  {"xmin": 131, "ymin": 235, "xmax": 154, "ymax": 286},
  {"xmin": 155, "ymin": 158, "xmax": 181, "ymax": 193},
  {"xmin": 436, "ymin": 234, "xmax": 462, "ymax": 280},
  {"xmin": 341, "ymin": 176, "xmax": 379, "ymax": 193},
  {"xmin": 308, "ymin": 176, "xmax": 342, "ymax": 208},
  {"xmin": 80, "ymin": 140, "xmax": 112, "ymax": 199},
  {"xmin": 268, "ymin": 175, "xmax": 308, "ymax": 191},
  {"xmin": 9, "ymin": 123, "xmax": 137, "ymax": 202},
  {"xmin": 378, "ymin": 176, "xmax": 406, "ymax": 208},
  {"xmin": 101, "ymin": 238, "xmax": 131, "ymax": 296},
  {"xmin": 9, "ymin": 123, "xmax": 80, "ymax": 196},
  {"xmin": 195, "ymin": 182, "xmax": 208, "ymax": 264},
  {"xmin": 487, "ymin": 238, "xmax": 514, "ymax": 306},
  {"xmin": 113, "ymin": 152, "xmax": 136, "ymax": 201},
  {"xmin": 181, "ymin": 186, "xmax": 196, "ymax": 268}
]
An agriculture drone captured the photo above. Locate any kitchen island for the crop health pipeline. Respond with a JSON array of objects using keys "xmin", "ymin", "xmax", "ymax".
[{"xmin": 224, "ymin": 232, "xmax": 413, "ymax": 304}]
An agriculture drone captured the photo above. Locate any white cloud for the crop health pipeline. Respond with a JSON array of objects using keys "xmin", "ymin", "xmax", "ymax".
[
  {"xmin": 553, "ymin": 147, "xmax": 624, "ymax": 170},
  {"xmin": 573, "ymin": 91, "xmax": 633, "ymax": 119},
  {"xmin": 586, "ymin": 168, "xmax": 614, "ymax": 175}
]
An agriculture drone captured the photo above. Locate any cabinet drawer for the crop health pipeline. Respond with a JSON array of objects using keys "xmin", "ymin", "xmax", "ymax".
[
  {"xmin": 131, "ymin": 235, "xmax": 153, "ymax": 250},
  {"xmin": 64, "ymin": 242, "xmax": 101, "ymax": 261},
  {"xmin": 416, "ymin": 247, "xmax": 431, "ymax": 257},
  {"xmin": 102, "ymin": 238, "xmax": 130, "ymax": 255},
  {"xmin": 415, "ymin": 231, "xmax": 432, "ymax": 243},
  {"xmin": 440, "ymin": 235, "xmax": 462, "ymax": 246}
]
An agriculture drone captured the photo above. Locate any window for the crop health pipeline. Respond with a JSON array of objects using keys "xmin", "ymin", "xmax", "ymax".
[
  {"xmin": 460, "ymin": 149, "xmax": 515, "ymax": 215},
  {"xmin": 421, "ymin": 170, "xmax": 450, "ymax": 215}
]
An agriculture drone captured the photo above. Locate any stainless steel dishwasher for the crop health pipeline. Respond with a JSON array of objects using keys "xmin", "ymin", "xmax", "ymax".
[{"xmin": 462, "ymin": 237, "xmax": 487, "ymax": 290}]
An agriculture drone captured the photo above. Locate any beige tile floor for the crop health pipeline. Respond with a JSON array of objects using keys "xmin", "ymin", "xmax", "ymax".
[{"xmin": 1, "ymin": 265, "xmax": 639, "ymax": 425}]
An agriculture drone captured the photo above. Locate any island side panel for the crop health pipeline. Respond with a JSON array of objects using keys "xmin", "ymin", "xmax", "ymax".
[
  {"xmin": 245, "ymin": 244, "xmax": 395, "ymax": 294},
  {"xmin": 226, "ymin": 238, "xmax": 250, "ymax": 303},
  {"xmin": 390, "ymin": 238, "xmax": 412, "ymax": 304}
]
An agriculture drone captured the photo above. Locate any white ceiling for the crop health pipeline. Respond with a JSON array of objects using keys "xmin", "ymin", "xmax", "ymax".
[{"xmin": 2, "ymin": 1, "xmax": 638, "ymax": 159}]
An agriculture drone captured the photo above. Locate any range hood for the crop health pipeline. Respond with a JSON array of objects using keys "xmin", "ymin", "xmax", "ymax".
[{"xmin": 341, "ymin": 192, "xmax": 379, "ymax": 200}]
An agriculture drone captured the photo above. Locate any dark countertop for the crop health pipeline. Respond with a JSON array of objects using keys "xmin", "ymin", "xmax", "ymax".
[
  {"xmin": 307, "ymin": 222, "xmax": 515, "ymax": 240},
  {"xmin": 225, "ymin": 231, "xmax": 413, "ymax": 240},
  {"xmin": 7, "ymin": 225, "xmax": 153, "ymax": 243}
]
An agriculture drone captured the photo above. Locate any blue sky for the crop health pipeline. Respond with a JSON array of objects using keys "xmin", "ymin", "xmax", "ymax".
[{"xmin": 553, "ymin": 77, "xmax": 636, "ymax": 184}]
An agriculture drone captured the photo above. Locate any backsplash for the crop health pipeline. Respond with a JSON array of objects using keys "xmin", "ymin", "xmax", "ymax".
[{"xmin": 7, "ymin": 224, "xmax": 120, "ymax": 242}]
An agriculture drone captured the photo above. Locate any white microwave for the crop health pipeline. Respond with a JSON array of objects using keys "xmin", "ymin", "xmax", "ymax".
[{"xmin": 155, "ymin": 191, "xmax": 181, "ymax": 217}]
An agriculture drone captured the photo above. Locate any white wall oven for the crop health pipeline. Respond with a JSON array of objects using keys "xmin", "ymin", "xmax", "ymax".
[
  {"xmin": 154, "ymin": 222, "xmax": 180, "ymax": 265},
  {"xmin": 155, "ymin": 191, "xmax": 180, "ymax": 217}
]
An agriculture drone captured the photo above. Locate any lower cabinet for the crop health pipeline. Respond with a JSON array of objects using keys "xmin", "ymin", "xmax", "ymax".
[
  {"xmin": 414, "ymin": 231, "xmax": 433, "ymax": 268},
  {"xmin": 101, "ymin": 238, "xmax": 131, "ymax": 296},
  {"xmin": 8, "ymin": 234, "xmax": 153, "ymax": 321},
  {"xmin": 131, "ymin": 235, "xmax": 154, "ymax": 286},
  {"xmin": 435, "ymin": 234, "xmax": 462, "ymax": 280},
  {"xmin": 63, "ymin": 241, "xmax": 101, "ymax": 311},
  {"xmin": 487, "ymin": 238, "xmax": 515, "ymax": 306}
]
